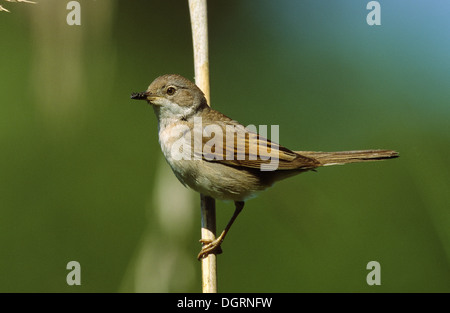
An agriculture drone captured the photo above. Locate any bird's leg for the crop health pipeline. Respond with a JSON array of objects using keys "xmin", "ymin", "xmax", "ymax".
[{"xmin": 197, "ymin": 201, "xmax": 244, "ymax": 260}]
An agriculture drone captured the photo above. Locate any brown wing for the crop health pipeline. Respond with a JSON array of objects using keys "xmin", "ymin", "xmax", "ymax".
[{"xmin": 193, "ymin": 109, "xmax": 320, "ymax": 171}]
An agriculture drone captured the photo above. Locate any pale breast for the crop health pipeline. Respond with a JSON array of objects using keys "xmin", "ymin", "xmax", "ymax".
[{"xmin": 159, "ymin": 125, "xmax": 266, "ymax": 201}]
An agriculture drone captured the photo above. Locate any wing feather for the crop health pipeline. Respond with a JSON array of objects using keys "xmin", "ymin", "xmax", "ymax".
[{"xmin": 192, "ymin": 109, "xmax": 319, "ymax": 171}]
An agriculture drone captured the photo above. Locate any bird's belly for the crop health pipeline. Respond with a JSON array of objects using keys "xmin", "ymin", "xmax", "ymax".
[
  {"xmin": 158, "ymin": 123, "xmax": 268, "ymax": 201},
  {"xmin": 165, "ymin": 157, "xmax": 265, "ymax": 202}
]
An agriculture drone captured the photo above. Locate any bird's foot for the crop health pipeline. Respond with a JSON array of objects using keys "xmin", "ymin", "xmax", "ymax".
[{"xmin": 197, "ymin": 237, "xmax": 224, "ymax": 260}]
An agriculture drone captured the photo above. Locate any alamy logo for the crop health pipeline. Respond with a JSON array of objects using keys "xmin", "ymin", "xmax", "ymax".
[
  {"xmin": 66, "ymin": 261, "xmax": 81, "ymax": 286},
  {"xmin": 67, "ymin": 1, "xmax": 81, "ymax": 26},
  {"xmin": 366, "ymin": 261, "xmax": 381, "ymax": 285},
  {"xmin": 366, "ymin": 1, "xmax": 381, "ymax": 26},
  {"xmin": 165, "ymin": 117, "xmax": 281, "ymax": 171}
]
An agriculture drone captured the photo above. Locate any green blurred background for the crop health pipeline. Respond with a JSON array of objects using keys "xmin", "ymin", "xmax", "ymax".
[{"xmin": 1, "ymin": 0, "xmax": 449, "ymax": 292}]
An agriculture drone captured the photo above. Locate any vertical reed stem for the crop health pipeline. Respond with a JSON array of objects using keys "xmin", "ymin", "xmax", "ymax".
[{"xmin": 188, "ymin": 0, "xmax": 217, "ymax": 293}]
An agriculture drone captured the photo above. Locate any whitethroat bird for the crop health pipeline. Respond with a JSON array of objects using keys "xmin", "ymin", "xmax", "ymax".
[{"xmin": 131, "ymin": 74, "xmax": 398, "ymax": 260}]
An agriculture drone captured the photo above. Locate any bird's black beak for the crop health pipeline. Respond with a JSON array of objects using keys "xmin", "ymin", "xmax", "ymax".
[{"xmin": 130, "ymin": 91, "xmax": 147, "ymax": 100}]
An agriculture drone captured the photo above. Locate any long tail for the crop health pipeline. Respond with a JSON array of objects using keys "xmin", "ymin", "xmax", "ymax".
[{"xmin": 295, "ymin": 149, "xmax": 399, "ymax": 166}]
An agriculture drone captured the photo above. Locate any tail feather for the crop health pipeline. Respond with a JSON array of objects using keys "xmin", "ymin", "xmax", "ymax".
[{"xmin": 295, "ymin": 149, "xmax": 399, "ymax": 166}]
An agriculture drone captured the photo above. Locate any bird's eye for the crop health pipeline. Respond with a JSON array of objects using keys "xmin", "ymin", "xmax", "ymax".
[{"xmin": 166, "ymin": 87, "xmax": 176, "ymax": 95}]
